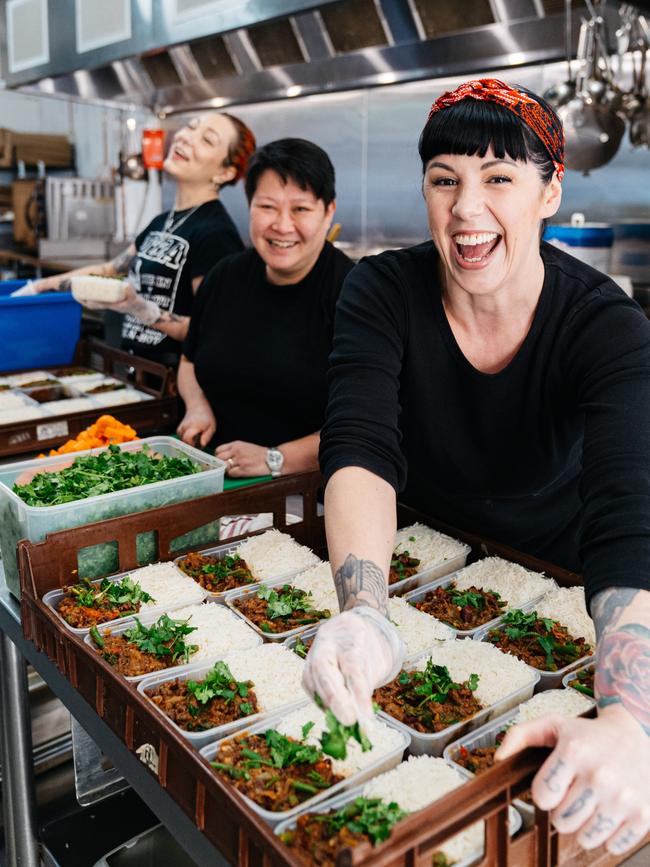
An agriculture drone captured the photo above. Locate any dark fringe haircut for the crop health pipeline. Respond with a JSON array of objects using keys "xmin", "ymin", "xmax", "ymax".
[
  {"xmin": 244, "ymin": 138, "xmax": 336, "ymax": 206},
  {"xmin": 418, "ymin": 96, "xmax": 556, "ymax": 185}
]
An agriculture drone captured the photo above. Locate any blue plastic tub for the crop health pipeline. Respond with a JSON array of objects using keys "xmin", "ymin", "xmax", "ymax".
[{"xmin": 0, "ymin": 282, "xmax": 82, "ymax": 372}]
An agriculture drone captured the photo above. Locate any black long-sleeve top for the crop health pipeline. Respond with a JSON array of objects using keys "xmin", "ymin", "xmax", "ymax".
[{"xmin": 320, "ymin": 241, "xmax": 650, "ymax": 605}]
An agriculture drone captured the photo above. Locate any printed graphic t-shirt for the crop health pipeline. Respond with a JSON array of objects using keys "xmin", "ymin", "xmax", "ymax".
[{"xmin": 121, "ymin": 199, "xmax": 243, "ymax": 364}]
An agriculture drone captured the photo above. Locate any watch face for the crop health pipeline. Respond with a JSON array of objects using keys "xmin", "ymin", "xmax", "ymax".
[{"xmin": 267, "ymin": 449, "xmax": 283, "ymax": 470}]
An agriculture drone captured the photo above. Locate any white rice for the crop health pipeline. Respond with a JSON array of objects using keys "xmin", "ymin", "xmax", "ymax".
[
  {"xmin": 534, "ymin": 586, "xmax": 596, "ymax": 645},
  {"xmin": 363, "ymin": 756, "xmax": 483, "ymax": 863},
  {"xmin": 0, "ymin": 405, "xmax": 48, "ymax": 423},
  {"xmin": 451, "ymin": 557, "xmax": 556, "ymax": 609},
  {"xmin": 7, "ymin": 370, "xmax": 56, "ymax": 386},
  {"xmin": 221, "ymin": 644, "xmax": 305, "ymax": 712},
  {"xmin": 119, "ymin": 562, "xmax": 205, "ymax": 612},
  {"xmin": 57, "ymin": 371, "xmax": 104, "ymax": 385},
  {"xmin": 413, "ymin": 639, "xmax": 536, "ymax": 707},
  {"xmin": 274, "ymin": 704, "xmax": 405, "ymax": 778},
  {"xmin": 0, "ymin": 391, "xmax": 28, "ymax": 410},
  {"xmin": 70, "ymin": 275, "xmax": 127, "ymax": 303},
  {"xmin": 73, "ymin": 377, "xmax": 123, "ymax": 392},
  {"xmin": 91, "ymin": 389, "xmax": 148, "ymax": 407},
  {"xmin": 167, "ymin": 602, "xmax": 261, "ymax": 661},
  {"xmin": 515, "ymin": 688, "xmax": 593, "ymax": 722},
  {"xmin": 395, "ymin": 524, "xmax": 468, "ymax": 570},
  {"xmin": 40, "ymin": 397, "xmax": 96, "ymax": 415},
  {"xmin": 291, "ymin": 562, "xmax": 339, "ymax": 612},
  {"xmin": 388, "ymin": 597, "xmax": 455, "ymax": 656},
  {"xmin": 235, "ymin": 530, "xmax": 320, "ymax": 581}
]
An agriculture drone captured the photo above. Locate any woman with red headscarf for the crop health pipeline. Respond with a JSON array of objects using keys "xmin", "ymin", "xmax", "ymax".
[{"xmin": 305, "ymin": 80, "xmax": 650, "ymax": 856}]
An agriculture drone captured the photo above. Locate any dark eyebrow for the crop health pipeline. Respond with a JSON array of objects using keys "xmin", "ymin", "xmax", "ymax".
[
  {"xmin": 427, "ymin": 158, "xmax": 517, "ymax": 172},
  {"xmin": 480, "ymin": 158, "xmax": 517, "ymax": 169}
]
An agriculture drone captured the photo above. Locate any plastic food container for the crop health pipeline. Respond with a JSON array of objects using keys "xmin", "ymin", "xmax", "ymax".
[
  {"xmin": 137, "ymin": 659, "xmax": 305, "ymax": 749},
  {"xmin": 42, "ymin": 563, "xmax": 208, "ymax": 637},
  {"xmin": 378, "ymin": 651, "xmax": 539, "ymax": 757},
  {"xmin": 0, "ymin": 436, "xmax": 226, "ymax": 600},
  {"xmin": 224, "ymin": 578, "xmax": 332, "ymax": 643},
  {"xmin": 389, "ymin": 541, "xmax": 471, "ymax": 597},
  {"xmin": 174, "ymin": 540, "xmax": 301, "ymax": 604},
  {"xmin": 83, "ymin": 601, "xmax": 262, "ymax": 684},
  {"xmin": 273, "ymin": 775, "xmax": 522, "ymax": 867},
  {"xmin": 199, "ymin": 702, "xmax": 410, "ymax": 828},
  {"xmin": 472, "ymin": 613, "xmax": 592, "ymax": 691},
  {"xmin": 283, "ymin": 623, "xmax": 322, "ymax": 657},
  {"xmin": 562, "ymin": 657, "xmax": 595, "ymax": 694}
]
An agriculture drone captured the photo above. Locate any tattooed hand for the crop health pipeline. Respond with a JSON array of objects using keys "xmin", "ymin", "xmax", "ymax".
[
  {"xmin": 497, "ymin": 586, "xmax": 650, "ymax": 855},
  {"xmin": 302, "ymin": 555, "xmax": 404, "ymax": 725}
]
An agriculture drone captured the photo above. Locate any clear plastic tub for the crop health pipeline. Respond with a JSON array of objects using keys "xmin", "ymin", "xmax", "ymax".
[
  {"xmin": 224, "ymin": 578, "xmax": 333, "ymax": 642},
  {"xmin": 174, "ymin": 540, "xmax": 301, "ymax": 604},
  {"xmin": 283, "ymin": 623, "xmax": 321, "ymax": 658},
  {"xmin": 377, "ymin": 650, "xmax": 539, "ymax": 757},
  {"xmin": 562, "ymin": 656, "xmax": 596, "ymax": 695},
  {"xmin": 389, "ymin": 542, "xmax": 471, "ymax": 597},
  {"xmin": 199, "ymin": 701, "xmax": 410, "ymax": 828},
  {"xmin": 273, "ymin": 775, "xmax": 522, "ymax": 867},
  {"xmin": 42, "ymin": 562, "xmax": 208, "ymax": 637},
  {"xmin": 0, "ymin": 436, "xmax": 226, "ymax": 599},
  {"xmin": 472, "ymin": 613, "xmax": 593, "ymax": 691},
  {"xmin": 83, "ymin": 601, "xmax": 263, "ymax": 684},
  {"xmin": 403, "ymin": 573, "xmax": 546, "ymax": 639},
  {"xmin": 137, "ymin": 658, "xmax": 305, "ymax": 749}
]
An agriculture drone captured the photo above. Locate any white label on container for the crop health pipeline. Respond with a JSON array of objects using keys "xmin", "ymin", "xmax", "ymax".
[
  {"xmin": 36, "ymin": 421, "xmax": 69, "ymax": 441},
  {"xmin": 136, "ymin": 743, "xmax": 159, "ymax": 774}
]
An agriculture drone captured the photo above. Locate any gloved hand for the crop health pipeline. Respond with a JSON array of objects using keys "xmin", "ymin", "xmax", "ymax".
[
  {"xmin": 10, "ymin": 281, "xmax": 38, "ymax": 297},
  {"xmin": 302, "ymin": 606, "xmax": 405, "ymax": 725},
  {"xmin": 11, "ymin": 276, "xmax": 66, "ymax": 295},
  {"xmin": 81, "ymin": 283, "xmax": 161, "ymax": 325}
]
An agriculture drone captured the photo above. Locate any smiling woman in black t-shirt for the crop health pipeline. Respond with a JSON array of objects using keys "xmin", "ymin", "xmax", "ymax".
[{"xmin": 178, "ymin": 138, "xmax": 352, "ymax": 477}]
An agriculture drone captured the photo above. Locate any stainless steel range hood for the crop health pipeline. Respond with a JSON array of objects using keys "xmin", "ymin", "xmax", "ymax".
[{"xmin": 1, "ymin": 0, "xmax": 621, "ymax": 114}]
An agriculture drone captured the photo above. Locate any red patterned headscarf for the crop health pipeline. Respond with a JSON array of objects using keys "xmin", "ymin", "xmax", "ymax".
[
  {"xmin": 427, "ymin": 78, "xmax": 565, "ymax": 181},
  {"xmin": 221, "ymin": 113, "xmax": 256, "ymax": 185}
]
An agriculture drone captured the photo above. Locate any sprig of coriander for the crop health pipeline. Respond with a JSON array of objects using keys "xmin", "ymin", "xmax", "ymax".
[{"xmin": 314, "ymin": 694, "xmax": 373, "ymax": 760}]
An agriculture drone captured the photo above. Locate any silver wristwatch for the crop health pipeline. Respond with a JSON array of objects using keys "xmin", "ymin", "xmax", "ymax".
[{"xmin": 266, "ymin": 447, "xmax": 284, "ymax": 477}]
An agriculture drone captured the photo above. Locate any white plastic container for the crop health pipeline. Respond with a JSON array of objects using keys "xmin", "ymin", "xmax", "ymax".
[
  {"xmin": 283, "ymin": 623, "xmax": 321, "ymax": 657},
  {"xmin": 273, "ymin": 776, "xmax": 522, "ymax": 867},
  {"xmin": 472, "ymin": 611, "xmax": 592, "ymax": 691},
  {"xmin": 138, "ymin": 658, "xmax": 305, "ymax": 749},
  {"xmin": 0, "ymin": 436, "xmax": 226, "ymax": 599},
  {"xmin": 42, "ymin": 563, "xmax": 208, "ymax": 637},
  {"xmin": 224, "ymin": 578, "xmax": 333, "ymax": 642},
  {"xmin": 83, "ymin": 601, "xmax": 262, "ymax": 684},
  {"xmin": 199, "ymin": 702, "xmax": 410, "ymax": 828},
  {"xmin": 174, "ymin": 540, "xmax": 301, "ymax": 604},
  {"xmin": 562, "ymin": 657, "xmax": 595, "ymax": 695},
  {"xmin": 389, "ymin": 541, "xmax": 471, "ymax": 597}
]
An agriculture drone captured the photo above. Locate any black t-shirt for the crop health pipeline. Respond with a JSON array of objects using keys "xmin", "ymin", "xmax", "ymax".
[
  {"xmin": 121, "ymin": 199, "xmax": 243, "ymax": 364},
  {"xmin": 184, "ymin": 242, "xmax": 353, "ymax": 449},
  {"xmin": 320, "ymin": 241, "xmax": 650, "ymax": 605}
]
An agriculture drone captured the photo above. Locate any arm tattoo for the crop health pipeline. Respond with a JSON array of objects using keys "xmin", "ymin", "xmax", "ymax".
[
  {"xmin": 58, "ymin": 278, "xmax": 71, "ymax": 292},
  {"xmin": 592, "ymin": 588, "xmax": 650, "ymax": 736},
  {"xmin": 110, "ymin": 248, "xmax": 135, "ymax": 276},
  {"xmin": 560, "ymin": 787, "xmax": 594, "ymax": 819},
  {"xmin": 584, "ymin": 812, "xmax": 616, "ymax": 839},
  {"xmin": 542, "ymin": 758, "xmax": 566, "ymax": 793},
  {"xmin": 154, "ymin": 311, "xmax": 188, "ymax": 325},
  {"xmin": 334, "ymin": 554, "xmax": 388, "ymax": 616}
]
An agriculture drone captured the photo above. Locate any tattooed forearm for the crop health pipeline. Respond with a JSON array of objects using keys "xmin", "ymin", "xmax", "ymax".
[
  {"xmin": 58, "ymin": 278, "xmax": 71, "ymax": 292},
  {"xmin": 334, "ymin": 554, "xmax": 388, "ymax": 616},
  {"xmin": 560, "ymin": 787, "xmax": 594, "ymax": 819},
  {"xmin": 110, "ymin": 247, "xmax": 135, "ymax": 276},
  {"xmin": 591, "ymin": 587, "xmax": 650, "ymax": 737}
]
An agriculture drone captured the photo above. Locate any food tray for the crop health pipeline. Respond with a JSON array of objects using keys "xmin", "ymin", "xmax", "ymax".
[
  {"xmin": 562, "ymin": 657, "xmax": 596, "ymax": 693},
  {"xmin": 173, "ymin": 540, "xmax": 301, "ymax": 604},
  {"xmin": 0, "ymin": 436, "xmax": 225, "ymax": 599},
  {"xmin": 378, "ymin": 648, "xmax": 540, "ymax": 757},
  {"xmin": 83, "ymin": 600, "xmax": 262, "ymax": 684},
  {"xmin": 472, "ymin": 610, "xmax": 593, "ymax": 691},
  {"xmin": 42, "ymin": 562, "xmax": 208, "ymax": 636},
  {"xmin": 283, "ymin": 622, "xmax": 321, "ymax": 657},
  {"xmin": 138, "ymin": 657, "xmax": 306, "ymax": 749},
  {"xmin": 403, "ymin": 571, "xmax": 546, "ymax": 638},
  {"xmin": 198, "ymin": 701, "xmax": 411, "ymax": 828},
  {"xmin": 224, "ymin": 577, "xmax": 332, "ymax": 642},
  {"xmin": 273, "ymin": 777, "xmax": 523, "ymax": 867},
  {"xmin": 18, "ymin": 471, "xmax": 645, "ymax": 867},
  {"xmin": 0, "ymin": 338, "xmax": 178, "ymax": 459},
  {"xmin": 389, "ymin": 539, "xmax": 470, "ymax": 597}
]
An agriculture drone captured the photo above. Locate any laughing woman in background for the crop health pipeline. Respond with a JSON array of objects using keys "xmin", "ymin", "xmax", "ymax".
[
  {"xmin": 24, "ymin": 113, "xmax": 255, "ymax": 367},
  {"xmin": 177, "ymin": 138, "xmax": 353, "ymax": 478}
]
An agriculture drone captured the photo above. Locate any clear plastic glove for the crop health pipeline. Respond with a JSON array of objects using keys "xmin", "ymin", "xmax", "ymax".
[
  {"xmin": 81, "ymin": 283, "xmax": 161, "ymax": 325},
  {"xmin": 302, "ymin": 606, "xmax": 405, "ymax": 726},
  {"xmin": 10, "ymin": 281, "xmax": 38, "ymax": 297}
]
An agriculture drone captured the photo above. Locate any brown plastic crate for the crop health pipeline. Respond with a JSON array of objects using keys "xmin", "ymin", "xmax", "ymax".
[
  {"xmin": 16, "ymin": 471, "xmax": 647, "ymax": 867},
  {"xmin": 0, "ymin": 338, "xmax": 178, "ymax": 457}
]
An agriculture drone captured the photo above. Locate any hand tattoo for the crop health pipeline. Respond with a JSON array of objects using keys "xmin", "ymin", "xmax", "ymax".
[
  {"xmin": 110, "ymin": 248, "xmax": 135, "ymax": 275},
  {"xmin": 334, "ymin": 554, "xmax": 388, "ymax": 616},
  {"xmin": 584, "ymin": 812, "xmax": 615, "ymax": 839},
  {"xmin": 592, "ymin": 588, "xmax": 650, "ymax": 736},
  {"xmin": 560, "ymin": 787, "xmax": 594, "ymax": 819},
  {"xmin": 58, "ymin": 278, "xmax": 71, "ymax": 292},
  {"xmin": 542, "ymin": 758, "xmax": 565, "ymax": 793},
  {"xmin": 612, "ymin": 828, "xmax": 638, "ymax": 852},
  {"xmin": 154, "ymin": 311, "xmax": 186, "ymax": 325}
]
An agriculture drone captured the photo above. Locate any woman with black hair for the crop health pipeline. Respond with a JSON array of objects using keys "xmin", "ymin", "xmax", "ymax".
[
  {"xmin": 305, "ymin": 80, "xmax": 650, "ymax": 855},
  {"xmin": 177, "ymin": 137, "xmax": 353, "ymax": 477}
]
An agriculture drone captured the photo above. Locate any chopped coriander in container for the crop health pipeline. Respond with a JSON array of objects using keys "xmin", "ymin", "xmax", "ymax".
[{"xmin": 0, "ymin": 437, "xmax": 225, "ymax": 599}]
